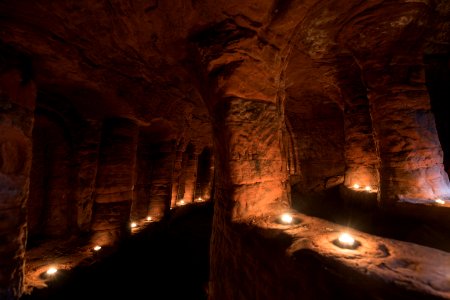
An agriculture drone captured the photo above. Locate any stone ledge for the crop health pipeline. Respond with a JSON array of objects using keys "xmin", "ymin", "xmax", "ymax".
[{"xmin": 222, "ymin": 212, "xmax": 450, "ymax": 299}]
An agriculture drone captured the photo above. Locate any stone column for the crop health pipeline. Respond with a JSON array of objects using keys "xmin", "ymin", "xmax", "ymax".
[
  {"xmin": 148, "ymin": 142, "xmax": 175, "ymax": 219},
  {"xmin": 343, "ymin": 97, "xmax": 379, "ymax": 190},
  {"xmin": 0, "ymin": 69, "xmax": 36, "ymax": 299},
  {"xmin": 75, "ymin": 120, "xmax": 101, "ymax": 232},
  {"xmin": 364, "ymin": 60, "xmax": 450, "ymax": 205},
  {"xmin": 337, "ymin": 60, "xmax": 379, "ymax": 195},
  {"xmin": 203, "ymin": 152, "xmax": 215, "ymax": 201},
  {"xmin": 339, "ymin": 2, "xmax": 450, "ymax": 205},
  {"xmin": 183, "ymin": 149, "xmax": 199, "ymax": 203},
  {"xmin": 90, "ymin": 118, "xmax": 138, "ymax": 246},
  {"xmin": 194, "ymin": 19, "xmax": 290, "ymax": 300},
  {"xmin": 194, "ymin": 20, "xmax": 290, "ymax": 220},
  {"xmin": 195, "ymin": 147, "xmax": 214, "ymax": 201},
  {"xmin": 170, "ymin": 149, "xmax": 183, "ymax": 208},
  {"xmin": 130, "ymin": 132, "xmax": 153, "ymax": 221}
]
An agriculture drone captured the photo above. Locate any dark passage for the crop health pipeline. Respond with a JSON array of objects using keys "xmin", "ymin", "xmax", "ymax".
[{"xmin": 21, "ymin": 203, "xmax": 213, "ymax": 300}]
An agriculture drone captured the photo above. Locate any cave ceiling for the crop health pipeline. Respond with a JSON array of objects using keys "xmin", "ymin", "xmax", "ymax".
[{"xmin": 0, "ymin": 0, "xmax": 448, "ymax": 124}]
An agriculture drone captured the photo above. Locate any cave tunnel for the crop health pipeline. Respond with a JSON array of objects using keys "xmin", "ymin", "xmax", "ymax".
[{"xmin": 1, "ymin": 1, "xmax": 450, "ymax": 299}]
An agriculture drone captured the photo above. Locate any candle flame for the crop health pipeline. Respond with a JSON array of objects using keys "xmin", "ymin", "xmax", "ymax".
[
  {"xmin": 46, "ymin": 267, "xmax": 58, "ymax": 275},
  {"xmin": 353, "ymin": 183, "xmax": 360, "ymax": 189},
  {"xmin": 338, "ymin": 233, "xmax": 355, "ymax": 248},
  {"xmin": 280, "ymin": 213, "xmax": 293, "ymax": 224},
  {"xmin": 130, "ymin": 222, "xmax": 137, "ymax": 228},
  {"xmin": 93, "ymin": 245, "xmax": 101, "ymax": 251},
  {"xmin": 435, "ymin": 199, "xmax": 445, "ymax": 205}
]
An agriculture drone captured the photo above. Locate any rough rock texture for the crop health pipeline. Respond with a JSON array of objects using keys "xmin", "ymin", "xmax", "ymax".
[
  {"xmin": 0, "ymin": 65, "xmax": 35, "ymax": 298},
  {"xmin": 0, "ymin": 0, "xmax": 449, "ymax": 299},
  {"xmin": 130, "ymin": 132, "xmax": 154, "ymax": 221},
  {"xmin": 74, "ymin": 119, "xmax": 101, "ymax": 232},
  {"xmin": 339, "ymin": 2, "xmax": 450, "ymax": 204},
  {"xmin": 147, "ymin": 142, "xmax": 176, "ymax": 219},
  {"xmin": 286, "ymin": 100, "xmax": 345, "ymax": 192},
  {"xmin": 28, "ymin": 112, "xmax": 74, "ymax": 238},
  {"xmin": 170, "ymin": 150, "xmax": 183, "ymax": 208},
  {"xmin": 195, "ymin": 147, "xmax": 214, "ymax": 201},
  {"xmin": 90, "ymin": 118, "xmax": 138, "ymax": 246},
  {"xmin": 338, "ymin": 59, "xmax": 379, "ymax": 194},
  {"xmin": 210, "ymin": 212, "xmax": 450, "ymax": 300},
  {"xmin": 182, "ymin": 148, "xmax": 199, "ymax": 203}
]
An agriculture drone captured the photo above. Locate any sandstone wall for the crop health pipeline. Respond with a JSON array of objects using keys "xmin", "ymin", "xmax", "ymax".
[
  {"xmin": 210, "ymin": 213, "xmax": 450, "ymax": 300},
  {"xmin": 90, "ymin": 118, "xmax": 138, "ymax": 246},
  {"xmin": 0, "ymin": 66, "xmax": 35, "ymax": 299}
]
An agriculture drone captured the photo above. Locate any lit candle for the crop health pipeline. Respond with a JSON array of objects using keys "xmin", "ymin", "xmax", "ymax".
[
  {"xmin": 353, "ymin": 183, "xmax": 360, "ymax": 189},
  {"xmin": 146, "ymin": 216, "xmax": 152, "ymax": 221},
  {"xmin": 46, "ymin": 267, "xmax": 58, "ymax": 275},
  {"xmin": 130, "ymin": 222, "xmax": 137, "ymax": 228},
  {"xmin": 93, "ymin": 245, "xmax": 102, "ymax": 251},
  {"xmin": 435, "ymin": 199, "xmax": 445, "ymax": 205},
  {"xmin": 338, "ymin": 233, "xmax": 355, "ymax": 248},
  {"xmin": 364, "ymin": 186, "xmax": 371, "ymax": 191},
  {"xmin": 280, "ymin": 213, "xmax": 293, "ymax": 224},
  {"xmin": 177, "ymin": 200, "xmax": 186, "ymax": 206},
  {"xmin": 196, "ymin": 197, "xmax": 203, "ymax": 202}
]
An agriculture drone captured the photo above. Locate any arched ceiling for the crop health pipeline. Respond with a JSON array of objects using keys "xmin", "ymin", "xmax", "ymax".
[{"xmin": 0, "ymin": 0, "xmax": 449, "ymax": 124}]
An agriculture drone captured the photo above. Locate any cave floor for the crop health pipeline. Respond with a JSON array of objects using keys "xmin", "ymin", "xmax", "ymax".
[{"xmin": 21, "ymin": 202, "xmax": 213, "ymax": 300}]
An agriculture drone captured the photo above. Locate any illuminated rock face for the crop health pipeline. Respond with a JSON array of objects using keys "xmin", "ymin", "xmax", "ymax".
[{"xmin": 0, "ymin": 0, "xmax": 449, "ymax": 299}]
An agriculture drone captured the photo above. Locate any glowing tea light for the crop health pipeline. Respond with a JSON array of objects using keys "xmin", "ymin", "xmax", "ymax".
[
  {"xmin": 177, "ymin": 200, "xmax": 186, "ymax": 206},
  {"xmin": 93, "ymin": 245, "xmax": 102, "ymax": 251},
  {"xmin": 435, "ymin": 199, "xmax": 445, "ymax": 205},
  {"xmin": 196, "ymin": 197, "xmax": 204, "ymax": 202},
  {"xmin": 353, "ymin": 183, "xmax": 360, "ymax": 189},
  {"xmin": 46, "ymin": 267, "xmax": 58, "ymax": 276},
  {"xmin": 337, "ymin": 233, "xmax": 355, "ymax": 248},
  {"xmin": 280, "ymin": 213, "xmax": 293, "ymax": 224},
  {"xmin": 146, "ymin": 216, "xmax": 152, "ymax": 221},
  {"xmin": 365, "ymin": 186, "xmax": 371, "ymax": 191},
  {"xmin": 130, "ymin": 222, "xmax": 137, "ymax": 228}
]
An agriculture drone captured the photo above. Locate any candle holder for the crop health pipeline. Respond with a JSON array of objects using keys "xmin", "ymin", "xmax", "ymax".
[
  {"xmin": 333, "ymin": 232, "xmax": 360, "ymax": 249},
  {"xmin": 40, "ymin": 266, "xmax": 59, "ymax": 279},
  {"xmin": 435, "ymin": 198, "xmax": 445, "ymax": 205},
  {"xmin": 276, "ymin": 213, "xmax": 301, "ymax": 225}
]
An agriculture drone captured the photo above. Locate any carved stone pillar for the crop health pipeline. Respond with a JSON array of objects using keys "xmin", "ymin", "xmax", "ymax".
[
  {"xmin": 183, "ymin": 149, "xmax": 199, "ymax": 203},
  {"xmin": 130, "ymin": 132, "xmax": 154, "ymax": 221},
  {"xmin": 91, "ymin": 118, "xmax": 138, "ymax": 246},
  {"xmin": 195, "ymin": 147, "xmax": 214, "ymax": 201},
  {"xmin": 337, "ymin": 59, "xmax": 380, "ymax": 201},
  {"xmin": 193, "ymin": 19, "xmax": 290, "ymax": 219},
  {"xmin": 75, "ymin": 120, "xmax": 101, "ymax": 232},
  {"xmin": 0, "ymin": 68, "xmax": 36, "ymax": 299},
  {"xmin": 148, "ymin": 142, "xmax": 175, "ymax": 218},
  {"xmin": 170, "ymin": 150, "xmax": 183, "ymax": 208},
  {"xmin": 364, "ymin": 60, "xmax": 450, "ymax": 205}
]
